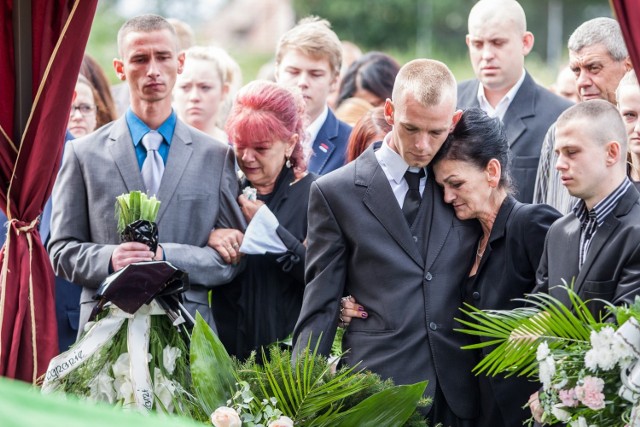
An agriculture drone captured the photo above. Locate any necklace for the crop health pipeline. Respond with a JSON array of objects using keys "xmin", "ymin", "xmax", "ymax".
[{"xmin": 476, "ymin": 238, "xmax": 488, "ymax": 259}]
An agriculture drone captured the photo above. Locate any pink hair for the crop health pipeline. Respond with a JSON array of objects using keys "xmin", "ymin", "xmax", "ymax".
[{"xmin": 226, "ymin": 80, "xmax": 309, "ymax": 176}]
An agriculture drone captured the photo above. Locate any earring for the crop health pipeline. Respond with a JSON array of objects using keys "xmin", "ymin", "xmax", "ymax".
[{"xmin": 285, "ymin": 156, "xmax": 292, "ymax": 168}]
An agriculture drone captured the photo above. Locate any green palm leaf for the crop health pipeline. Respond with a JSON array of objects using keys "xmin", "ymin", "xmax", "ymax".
[
  {"xmin": 456, "ymin": 286, "xmax": 602, "ymax": 378},
  {"xmin": 328, "ymin": 381, "xmax": 428, "ymax": 427},
  {"xmin": 190, "ymin": 313, "xmax": 236, "ymax": 414},
  {"xmin": 253, "ymin": 338, "xmax": 370, "ymax": 425}
]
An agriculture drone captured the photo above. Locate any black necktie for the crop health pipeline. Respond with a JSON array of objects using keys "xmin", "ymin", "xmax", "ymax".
[{"xmin": 402, "ymin": 169, "xmax": 425, "ymax": 226}]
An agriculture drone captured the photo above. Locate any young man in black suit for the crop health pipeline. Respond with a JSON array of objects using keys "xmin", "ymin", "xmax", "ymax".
[
  {"xmin": 294, "ymin": 59, "xmax": 480, "ymax": 427},
  {"xmin": 457, "ymin": 0, "xmax": 572, "ymax": 203},
  {"xmin": 529, "ymin": 100, "xmax": 640, "ymax": 421}
]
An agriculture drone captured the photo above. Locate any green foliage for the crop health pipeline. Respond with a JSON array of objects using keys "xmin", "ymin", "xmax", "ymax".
[
  {"xmin": 193, "ymin": 331, "xmax": 428, "ymax": 426},
  {"xmin": 455, "ymin": 287, "xmax": 602, "ymax": 378},
  {"xmin": 115, "ymin": 191, "xmax": 161, "ymax": 233},
  {"xmin": 333, "ymin": 382, "xmax": 428, "ymax": 427},
  {"xmin": 190, "ymin": 313, "xmax": 236, "ymax": 414}
]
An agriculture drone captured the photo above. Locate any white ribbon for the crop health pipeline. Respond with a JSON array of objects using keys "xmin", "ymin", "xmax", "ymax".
[
  {"xmin": 615, "ymin": 316, "xmax": 640, "ymax": 426},
  {"xmin": 42, "ymin": 300, "xmax": 167, "ymax": 411}
]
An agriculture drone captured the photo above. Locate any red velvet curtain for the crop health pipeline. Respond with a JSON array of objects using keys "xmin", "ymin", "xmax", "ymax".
[
  {"xmin": 0, "ymin": 0, "xmax": 97, "ymax": 382},
  {"xmin": 611, "ymin": 1, "xmax": 640, "ymax": 73}
]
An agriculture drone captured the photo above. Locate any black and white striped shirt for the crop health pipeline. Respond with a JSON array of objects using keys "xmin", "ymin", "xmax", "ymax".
[{"xmin": 572, "ymin": 178, "xmax": 631, "ymax": 268}]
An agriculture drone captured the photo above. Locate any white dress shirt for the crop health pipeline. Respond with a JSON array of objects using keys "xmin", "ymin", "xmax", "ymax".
[
  {"xmin": 375, "ymin": 133, "xmax": 426, "ymax": 208},
  {"xmin": 476, "ymin": 69, "xmax": 526, "ymax": 121}
]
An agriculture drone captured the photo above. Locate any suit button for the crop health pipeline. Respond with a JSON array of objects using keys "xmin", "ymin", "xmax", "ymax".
[
  {"xmin": 429, "ymin": 322, "xmax": 437, "ymax": 331},
  {"xmin": 425, "ymin": 272, "xmax": 433, "ymax": 281},
  {"xmin": 413, "ymin": 235, "xmax": 418, "ymax": 242},
  {"xmin": 472, "ymin": 292, "xmax": 480, "ymax": 300}
]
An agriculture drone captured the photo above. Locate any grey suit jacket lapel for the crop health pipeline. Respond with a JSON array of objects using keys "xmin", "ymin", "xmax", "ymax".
[
  {"xmin": 155, "ymin": 121, "xmax": 193, "ymax": 223},
  {"xmin": 458, "ymin": 80, "xmax": 481, "ymax": 109},
  {"xmin": 108, "ymin": 117, "xmax": 145, "ymax": 193},
  {"xmin": 357, "ymin": 148, "xmax": 423, "ymax": 267}
]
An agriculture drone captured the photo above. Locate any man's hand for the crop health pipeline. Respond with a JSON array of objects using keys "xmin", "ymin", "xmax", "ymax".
[
  {"xmin": 208, "ymin": 228, "xmax": 244, "ymax": 265},
  {"xmin": 111, "ymin": 242, "xmax": 155, "ymax": 271}
]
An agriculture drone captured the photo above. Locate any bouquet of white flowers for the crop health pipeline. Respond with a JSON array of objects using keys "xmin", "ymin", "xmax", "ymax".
[
  {"xmin": 456, "ymin": 287, "xmax": 640, "ymax": 427},
  {"xmin": 42, "ymin": 192, "xmax": 206, "ymax": 420}
]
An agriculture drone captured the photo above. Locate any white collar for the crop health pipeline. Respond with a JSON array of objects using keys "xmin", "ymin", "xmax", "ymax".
[
  {"xmin": 476, "ymin": 69, "xmax": 526, "ymax": 120},
  {"xmin": 378, "ymin": 133, "xmax": 423, "ymax": 184},
  {"xmin": 306, "ymin": 104, "xmax": 329, "ymax": 144}
]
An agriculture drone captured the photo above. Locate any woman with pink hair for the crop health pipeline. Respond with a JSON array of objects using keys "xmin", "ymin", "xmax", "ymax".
[{"xmin": 208, "ymin": 80, "xmax": 315, "ymax": 359}]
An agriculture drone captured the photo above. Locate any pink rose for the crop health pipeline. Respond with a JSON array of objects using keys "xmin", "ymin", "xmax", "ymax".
[
  {"xmin": 559, "ymin": 388, "xmax": 579, "ymax": 407},
  {"xmin": 575, "ymin": 376, "xmax": 605, "ymax": 410}
]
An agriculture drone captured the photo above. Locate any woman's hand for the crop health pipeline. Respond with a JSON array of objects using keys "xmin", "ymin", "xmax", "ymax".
[
  {"xmin": 528, "ymin": 391, "xmax": 544, "ymax": 423},
  {"xmin": 339, "ymin": 295, "xmax": 368, "ymax": 328},
  {"xmin": 208, "ymin": 228, "xmax": 244, "ymax": 265},
  {"xmin": 238, "ymin": 194, "xmax": 265, "ymax": 222}
]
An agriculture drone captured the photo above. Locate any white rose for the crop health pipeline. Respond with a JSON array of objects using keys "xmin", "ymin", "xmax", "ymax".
[
  {"xmin": 88, "ymin": 368, "xmax": 116, "ymax": 404},
  {"xmin": 211, "ymin": 406, "xmax": 242, "ymax": 427},
  {"xmin": 267, "ymin": 416, "xmax": 294, "ymax": 427},
  {"xmin": 154, "ymin": 367, "xmax": 176, "ymax": 413},
  {"xmin": 112, "ymin": 352, "xmax": 130, "ymax": 378},
  {"xmin": 551, "ymin": 404, "xmax": 571, "ymax": 422},
  {"xmin": 113, "ymin": 375, "xmax": 135, "ymax": 407},
  {"xmin": 162, "ymin": 345, "xmax": 182, "ymax": 375}
]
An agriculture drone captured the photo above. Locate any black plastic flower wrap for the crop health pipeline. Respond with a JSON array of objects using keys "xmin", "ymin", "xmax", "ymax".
[
  {"xmin": 121, "ymin": 219, "xmax": 159, "ymax": 253},
  {"xmin": 41, "ymin": 192, "xmax": 205, "ymax": 419}
]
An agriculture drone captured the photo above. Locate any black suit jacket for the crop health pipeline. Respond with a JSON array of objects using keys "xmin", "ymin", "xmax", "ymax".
[
  {"xmin": 469, "ymin": 195, "xmax": 560, "ymax": 426},
  {"xmin": 457, "ymin": 72, "xmax": 573, "ymax": 203},
  {"xmin": 535, "ymin": 184, "xmax": 640, "ymax": 317},
  {"xmin": 293, "ymin": 143, "xmax": 481, "ymax": 419},
  {"xmin": 307, "ymin": 108, "xmax": 352, "ymax": 175}
]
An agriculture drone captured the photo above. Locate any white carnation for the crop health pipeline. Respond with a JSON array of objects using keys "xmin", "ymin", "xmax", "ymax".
[
  {"xmin": 537, "ymin": 341, "xmax": 550, "ymax": 361},
  {"xmin": 539, "ymin": 356, "xmax": 556, "ymax": 390}
]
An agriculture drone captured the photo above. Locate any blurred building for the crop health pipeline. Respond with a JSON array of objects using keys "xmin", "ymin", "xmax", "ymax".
[{"xmin": 204, "ymin": 0, "xmax": 295, "ymax": 53}]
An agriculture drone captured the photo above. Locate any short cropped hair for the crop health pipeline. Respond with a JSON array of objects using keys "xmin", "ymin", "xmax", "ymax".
[
  {"xmin": 557, "ymin": 99, "xmax": 628, "ymax": 152},
  {"xmin": 433, "ymin": 108, "xmax": 513, "ymax": 191},
  {"xmin": 568, "ymin": 17, "xmax": 628, "ymax": 61},
  {"xmin": 391, "ymin": 59, "xmax": 457, "ymax": 107},
  {"xmin": 275, "ymin": 16, "xmax": 342, "ymax": 77},
  {"xmin": 117, "ymin": 14, "xmax": 177, "ymax": 57}
]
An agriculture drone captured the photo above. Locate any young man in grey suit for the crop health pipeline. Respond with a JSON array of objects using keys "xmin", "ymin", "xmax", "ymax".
[
  {"xmin": 457, "ymin": 0, "xmax": 572, "ymax": 203},
  {"xmin": 529, "ymin": 100, "xmax": 640, "ymax": 421},
  {"xmin": 293, "ymin": 59, "xmax": 481, "ymax": 426},
  {"xmin": 48, "ymin": 15, "xmax": 245, "ymax": 336}
]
